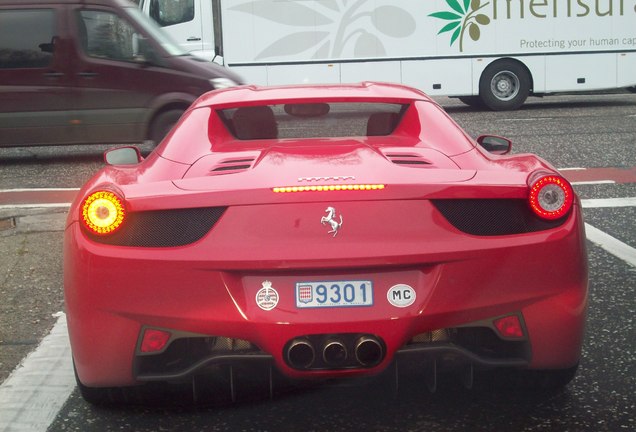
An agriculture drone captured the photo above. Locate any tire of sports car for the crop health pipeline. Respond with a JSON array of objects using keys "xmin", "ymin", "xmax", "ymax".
[
  {"xmin": 149, "ymin": 109, "xmax": 185, "ymax": 146},
  {"xmin": 458, "ymin": 96, "xmax": 485, "ymax": 108},
  {"xmin": 479, "ymin": 60, "xmax": 531, "ymax": 111}
]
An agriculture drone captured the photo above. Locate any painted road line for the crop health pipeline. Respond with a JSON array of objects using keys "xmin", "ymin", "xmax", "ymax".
[
  {"xmin": 0, "ymin": 188, "xmax": 80, "ymax": 193},
  {"xmin": 0, "ymin": 189, "xmax": 78, "ymax": 206},
  {"xmin": 581, "ymin": 197, "xmax": 636, "ymax": 208},
  {"xmin": 0, "ymin": 203, "xmax": 71, "ymax": 210},
  {"xmin": 571, "ymin": 180, "xmax": 615, "ymax": 185},
  {"xmin": 585, "ymin": 223, "xmax": 636, "ymax": 268},
  {"xmin": 560, "ymin": 167, "xmax": 636, "ymax": 184},
  {"xmin": 0, "ymin": 313, "xmax": 75, "ymax": 432}
]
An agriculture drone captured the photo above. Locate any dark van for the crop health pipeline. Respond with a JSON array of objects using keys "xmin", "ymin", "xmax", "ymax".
[{"xmin": 0, "ymin": 0, "xmax": 242, "ymax": 147}]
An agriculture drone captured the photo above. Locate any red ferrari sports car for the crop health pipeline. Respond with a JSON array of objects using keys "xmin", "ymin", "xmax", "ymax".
[{"xmin": 64, "ymin": 82, "xmax": 588, "ymax": 404}]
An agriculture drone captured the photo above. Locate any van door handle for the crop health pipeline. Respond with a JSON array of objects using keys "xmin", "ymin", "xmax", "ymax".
[
  {"xmin": 43, "ymin": 72, "xmax": 64, "ymax": 78},
  {"xmin": 187, "ymin": 36, "xmax": 202, "ymax": 41},
  {"xmin": 78, "ymin": 71, "xmax": 98, "ymax": 78}
]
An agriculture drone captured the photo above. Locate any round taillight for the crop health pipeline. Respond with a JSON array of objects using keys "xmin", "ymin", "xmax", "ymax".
[
  {"xmin": 81, "ymin": 190, "xmax": 126, "ymax": 235},
  {"xmin": 528, "ymin": 175, "xmax": 573, "ymax": 220}
]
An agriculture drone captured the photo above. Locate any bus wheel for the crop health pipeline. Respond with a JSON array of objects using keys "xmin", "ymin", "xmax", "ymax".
[
  {"xmin": 149, "ymin": 109, "xmax": 185, "ymax": 146},
  {"xmin": 458, "ymin": 96, "xmax": 485, "ymax": 108},
  {"xmin": 479, "ymin": 60, "xmax": 530, "ymax": 111}
]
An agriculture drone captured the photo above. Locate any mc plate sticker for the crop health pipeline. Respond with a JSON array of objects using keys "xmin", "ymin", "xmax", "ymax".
[
  {"xmin": 296, "ymin": 280, "xmax": 373, "ymax": 308},
  {"xmin": 387, "ymin": 284, "xmax": 416, "ymax": 308}
]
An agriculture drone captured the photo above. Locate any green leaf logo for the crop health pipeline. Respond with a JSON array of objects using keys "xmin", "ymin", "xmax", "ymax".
[{"xmin": 429, "ymin": 0, "xmax": 490, "ymax": 52}]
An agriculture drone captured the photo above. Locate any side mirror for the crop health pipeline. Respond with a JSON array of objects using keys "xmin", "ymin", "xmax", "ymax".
[
  {"xmin": 104, "ymin": 146, "xmax": 143, "ymax": 165},
  {"xmin": 477, "ymin": 135, "xmax": 512, "ymax": 155}
]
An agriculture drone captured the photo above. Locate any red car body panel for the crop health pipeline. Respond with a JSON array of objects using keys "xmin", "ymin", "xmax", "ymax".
[{"xmin": 64, "ymin": 82, "xmax": 588, "ymax": 390}]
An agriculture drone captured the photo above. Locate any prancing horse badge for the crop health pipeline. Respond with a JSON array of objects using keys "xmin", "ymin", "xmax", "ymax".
[{"xmin": 321, "ymin": 206, "xmax": 343, "ymax": 237}]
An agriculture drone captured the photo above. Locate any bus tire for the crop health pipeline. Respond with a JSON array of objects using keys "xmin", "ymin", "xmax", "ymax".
[
  {"xmin": 479, "ymin": 59, "xmax": 531, "ymax": 111},
  {"xmin": 458, "ymin": 96, "xmax": 485, "ymax": 108}
]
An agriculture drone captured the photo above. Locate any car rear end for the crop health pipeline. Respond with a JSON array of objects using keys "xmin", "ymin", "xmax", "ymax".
[{"xmin": 64, "ymin": 83, "xmax": 588, "ymax": 398}]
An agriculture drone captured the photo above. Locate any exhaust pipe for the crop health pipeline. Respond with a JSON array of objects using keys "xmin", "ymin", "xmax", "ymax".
[
  {"xmin": 355, "ymin": 336, "xmax": 383, "ymax": 367},
  {"xmin": 287, "ymin": 339, "xmax": 315, "ymax": 369},
  {"xmin": 322, "ymin": 339, "xmax": 348, "ymax": 366}
]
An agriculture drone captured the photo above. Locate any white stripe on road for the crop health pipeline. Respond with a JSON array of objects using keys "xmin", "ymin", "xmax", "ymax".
[
  {"xmin": 0, "ymin": 204, "xmax": 71, "ymax": 210},
  {"xmin": 0, "ymin": 188, "xmax": 80, "ymax": 193},
  {"xmin": 585, "ymin": 223, "xmax": 636, "ymax": 268},
  {"xmin": 571, "ymin": 180, "xmax": 616, "ymax": 185},
  {"xmin": 581, "ymin": 197, "xmax": 636, "ymax": 208},
  {"xmin": 0, "ymin": 313, "xmax": 75, "ymax": 432}
]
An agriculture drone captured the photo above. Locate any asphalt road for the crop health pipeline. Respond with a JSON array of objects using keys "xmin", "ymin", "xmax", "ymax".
[{"xmin": 0, "ymin": 93, "xmax": 634, "ymax": 432}]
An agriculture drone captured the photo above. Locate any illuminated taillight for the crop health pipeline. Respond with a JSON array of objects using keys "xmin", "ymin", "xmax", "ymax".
[
  {"xmin": 528, "ymin": 174, "xmax": 573, "ymax": 220},
  {"xmin": 140, "ymin": 329, "xmax": 171, "ymax": 353},
  {"xmin": 81, "ymin": 190, "xmax": 126, "ymax": 235},
  {"xmin": 493, "ymin": 315, "xmax": 524, "ymax": 339}
]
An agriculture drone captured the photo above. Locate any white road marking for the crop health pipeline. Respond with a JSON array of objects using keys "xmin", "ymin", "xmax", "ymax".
[
  {"xmin": 0, "ymin": 188, "xmax": 80, "ymax": 193},
  {"xmin": 0, "ymin": 204, "xmax": 71, "ymax": 210},
  {"xmin": 585, "ymin": 224, "xmax": 636, "ymax": 267},
  {"xmin": 572, "ymin": 180, "xmax": 615, "ymax": 185},
  {"xmin": 0, "ymin": 313, "xmax": 75, "ymax": 432},
  {"xmin": 581, "ymin": 197, "xmax": 636, "ymax": 208}
]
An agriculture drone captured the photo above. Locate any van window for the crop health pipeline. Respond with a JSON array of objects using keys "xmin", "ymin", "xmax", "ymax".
[
  {"xmin": 149, "ymin": 0, "xmax": 194, "ymax": 27},
  {"xmin": 0, "ymin": 10, "xmax": 55, "ymax": 69},
  {"xmin": 77, "ymin": 10, "xmax": 140, "ymax": 62}
]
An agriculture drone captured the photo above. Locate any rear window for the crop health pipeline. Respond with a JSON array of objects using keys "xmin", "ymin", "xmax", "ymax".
[{"xmin": 218, "ymin": 103, "xmax": 406, "ymax": 140}]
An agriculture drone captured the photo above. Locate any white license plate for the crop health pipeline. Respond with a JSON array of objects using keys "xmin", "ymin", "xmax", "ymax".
[{"xmin": 295, "ymin": 280, "xmax": 373, "ymax": 308}]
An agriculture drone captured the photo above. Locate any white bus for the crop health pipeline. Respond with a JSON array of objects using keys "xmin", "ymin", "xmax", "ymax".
[{"xmin": 141, "ymin": 0, "xmax": 636, "ymax": 110}]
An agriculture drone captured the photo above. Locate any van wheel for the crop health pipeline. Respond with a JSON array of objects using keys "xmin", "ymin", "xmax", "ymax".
[
  {"xmin": 149, "ymin": 109, "xmax": 185, "ymax": 145},
  {"xmin": 479, "ymin": 60, "xmax": 530, "ymax": 111}
]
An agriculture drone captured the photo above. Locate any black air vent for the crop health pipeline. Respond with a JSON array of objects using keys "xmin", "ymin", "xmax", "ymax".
[
  {"xmin": 84, "ymin": 207, "xmax": 227, "ymax": 247},
  {"xmin": 385, "ymin": 153, "xmax": 432, "ymax": 167},
  {"xmin": 432, "ymin": 199, "xmax": 568, "ymax": 236},
  {"xmin": 210, "ymin": 158, "xmax": 256, "ymax": 174}
]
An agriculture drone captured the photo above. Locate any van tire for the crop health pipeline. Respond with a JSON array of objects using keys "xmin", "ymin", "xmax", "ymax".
[
  {"xmin": 149, "ymin": 109, "xmax": 185, "ymax": 145},
  {"xmin": 479, "ymin": 60, "xmax": 530, "ymax": 111}
]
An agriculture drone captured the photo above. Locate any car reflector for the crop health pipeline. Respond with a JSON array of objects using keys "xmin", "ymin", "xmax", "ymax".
[
  {"xmin": 81, "ymin": 190, "xmax": 126, "ymax": 235},
  {"xmin": 140, "ymin": 329, "xmax": 171, "ymax": 353},
  {"xmin": 273, "ymin": 184, "xmax": 385, "ymax": 193},
  {"xmin": 493, "ymin": 315, "xmax": 524, "ymax": 339},
  {"xmin": 528, "ymin": 174, "xmax": 573, "ymax": 220}
]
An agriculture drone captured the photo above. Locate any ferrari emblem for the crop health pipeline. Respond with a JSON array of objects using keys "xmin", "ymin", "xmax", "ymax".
[
  {"xmin": 256, "ymin": 280, "xmax": 279, "ymax": 311},
  {"xmin": 321, "ymin": 206, "xmax": 343, "ymax": 237}
]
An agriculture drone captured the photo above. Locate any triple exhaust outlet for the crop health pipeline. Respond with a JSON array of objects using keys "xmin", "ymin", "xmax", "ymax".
[{"xmin": 286, "ymin": 335, "xmax": 384, "ymax": 370}]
